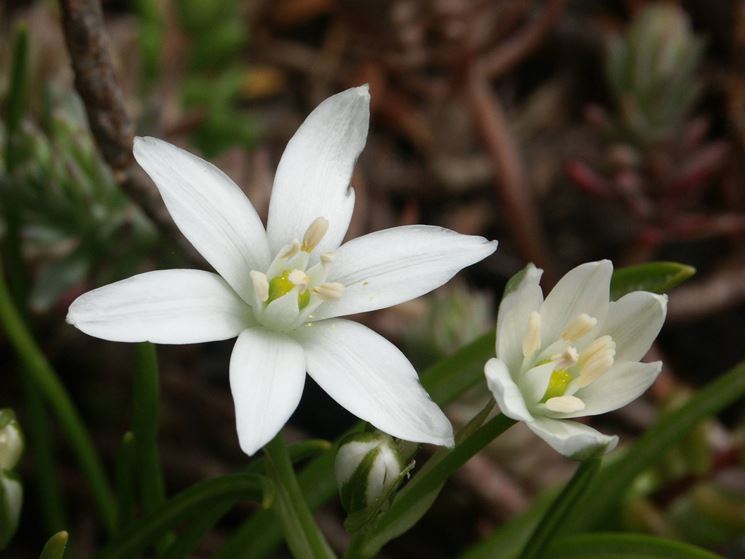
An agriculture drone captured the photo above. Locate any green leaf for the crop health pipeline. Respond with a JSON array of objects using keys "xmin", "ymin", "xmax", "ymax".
[
  {"xmin": 610, "ymin": 262, "xmax": 694, "ymax": 301},
  {"xmin": 38, "ymin": 531, "xmax": 69, "ymax": 559},
  {"xmin": 518, "ymin": 459, "xmax": 601, "ymax": 559},
  {"xmin": 564, "ymin": 360, "xmax": 745, "ymax": 533},
  {"xmin": 95, "ymin": 473, "xmax": 268, "ymax": 559},
  {"xmin": 547, "ymin": 533, "xmax": 722, "ymax": 559},
  {"xmin": 263, "ymin": 433, "xmax": 336, "ymax": 559},
  {"xmin": 161, "ymin": 499, "xmax": 235, "ymax": 559}
]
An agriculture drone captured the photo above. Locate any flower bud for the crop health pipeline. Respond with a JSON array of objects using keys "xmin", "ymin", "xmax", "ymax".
[
  {"xmin": 0, "ymin": 470, "xmax": 22, "ymax": 548},
  {"xmin": 335, "ymin": 432, "xmax": 406, "ymax": 516},
  {"xmin": 0, "ymin": 410, "xmax": 23, "ymax": 471}
]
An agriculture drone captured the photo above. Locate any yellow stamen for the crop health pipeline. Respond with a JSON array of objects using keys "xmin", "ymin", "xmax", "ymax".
[
  {"xmin": 313, "ymin": 282, "xmax": 344, "ymax": 300},
  {"xmin": 250, "ymin": 271, "xmax": 269, "ymax": 303},
  {"xmin": 522, "ymin": 311, "xmax": 542, "ymax": 357},
  {"xmin": 545, "ymin": 395, "xmax": 585, "ymax": 413},
  {"xmin": 560, "ymin": 313, "xmax": 597, "ymax": 342},
  {"xmin": 301, "ymin": 217, "xmax": 329, "ymax": 252}
]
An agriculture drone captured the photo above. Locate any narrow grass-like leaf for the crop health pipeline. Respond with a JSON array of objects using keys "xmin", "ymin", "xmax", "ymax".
[
  {"xmin": 518, "ymin": 459, "xmax": 601, "ymax": 559},
  {"xmin": 38, "ymin": 531, "xmax": 68, "ymax": 559},
  {"xmin": 96, "ymin": 473, "xmax": 267, "ymax": 559},
  {"xmin": 162, "ymin": 499, "xmax": 235, "ymax": 559},
  {"xmin": 609, "ymin": 261, "xmax": 694, "ymax": 300},
  {"xmin": 547, "ymin": 533, "xmax": 722, "ymax": 559},
  {"xmin": 565, "ymin": 360, "xmax": 745, "ymax": 533}
]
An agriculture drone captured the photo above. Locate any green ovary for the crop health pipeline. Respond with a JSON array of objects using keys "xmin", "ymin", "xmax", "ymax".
[
  {"xmin": 541, "ymin": 369, "xmax": 573, "ymax": 402},
  {"xmin": 268, "ymin": 271, "xmax": 311, "ymax": 309}
]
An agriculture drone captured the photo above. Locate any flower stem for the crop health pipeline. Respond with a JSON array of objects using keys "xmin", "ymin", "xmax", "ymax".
[
  {"xmin": 263, "ymin": 432, "xmax": 337, "ymax": 559},
  {"xmin": 0, "ymin": 263, "xmax": 116, "ymax": 534}
]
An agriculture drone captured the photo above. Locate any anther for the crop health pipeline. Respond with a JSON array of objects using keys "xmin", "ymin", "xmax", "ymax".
[
  {"xmin": 302, "ymin": 217, "xmax": 329, "ymax": 252},
  {"xmin": 250, "ymin": 271, "xmax": 269, "ymax": 302},
  {"xmin": 313, "ymin": 282, "xmax": 344, "ymax": 300},
  {"xmin": 279, "ymin": 240, "xmax": 301, "ymax": 259},
  {"xmin": 551, "ymin": 347, "xmax": 579, "ymax": 369},
  {"xmin": 522, "ymin": 311, "xmax": 542, "ymax": 357},
  {"xmin": 576, "ymin": 336, "xmax": 616, "ymax": 388},
  {"xmin": 560, "ymin": 313, "xmax": 597, "ymax": 342},
  {"xmin": 320, "ymin": 252, "xmax": 335, "ymax": 265},
  {"xmin": 545, "ymin": 395, "xmax": 585, "ymax": 413}
]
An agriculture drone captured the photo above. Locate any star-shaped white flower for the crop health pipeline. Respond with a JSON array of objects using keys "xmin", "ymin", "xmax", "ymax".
[
  {"xmin": 485, "ymin": 260, "xmax": 667, "ymax": 459},
  {"xmin": 67, "ymin": 86, "xmax": 497, "ymax": 455}
]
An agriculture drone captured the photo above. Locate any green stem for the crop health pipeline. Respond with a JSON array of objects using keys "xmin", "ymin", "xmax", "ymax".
[
  {"xmin": 115, "ymin": 432, "xmax": 136, "ymax": 532},
  {"xmin": 263, "ymin": 433, "xmax": 336, "ymax": 559},
  {"xmin": 518, "ymin": 458, "xmax": 601, "ymax": 559},
  {"xmin": 0, "ymin": 264, "xmax": 116, "ymax": 534},
  {"xmin": 96, "ymin": 473, "xmax": 266, "ymax": 559}
]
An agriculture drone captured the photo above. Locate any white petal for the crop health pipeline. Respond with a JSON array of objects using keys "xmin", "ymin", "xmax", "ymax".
[
  {"xmin": 539, "ymin": 260, "xmax": 613, "ymax": 345},
  {"xmin": 311, "ymin": 225, "xmax": 497, "ymax": 320},
  {"xmin": 526, "ymin": 417, "xmax": 618, "ymax": 459},
  {"xmin": 266, "ymin": 86, "xmax": 369, "ymax": 255},
  {"xmin": 296, "ymin": 319, "xmax": 453, "ymax": 446},
  {"xmin": 566, "ymin": 361, "xmax": 662, "ymax": 418},
  {"xmin": 599, "ymin": 292, "xmax": 667, "ymax": 362},
  {"xmin": 133, "ymin": 137, "xmax": 271, "ymax": 303},
  {"xmin": 67, "ymin": 270, "xmax": 251, "ymax": 344},
  {"xmin": 229, "ymin": 328, "xmax": 306, "ymax": 456},
  {"xmin": 519, "ymin": 361, "xmax": 557, "ymax": 405},
  {"xmin": 496, "ymin": 264, "xmax": 544, "ymax": 372},
  {"xmin": 484, "ymin": 358, "xmax": 533, "ymax": 422}
]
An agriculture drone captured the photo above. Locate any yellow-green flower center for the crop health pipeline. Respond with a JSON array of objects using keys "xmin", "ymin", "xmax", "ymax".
[
  {"xmin": 541, "ymin": 369, "xmax": 572, "ymax": 402},
  {"xmin": 268, "ymin": 270, "xmax": 311, "ymax": 309}
]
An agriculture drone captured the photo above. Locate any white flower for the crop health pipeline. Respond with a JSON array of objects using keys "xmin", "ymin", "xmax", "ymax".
[
  {"xmin": 485, "ymin": 260, "xmax": 667, "ymax": 459},
  {"xmin": 0, "ymin": 410, "xmax": 23, "ymax": 471},
  {"xmin": 67, "ymin": 86, "xmax": 497, "ymax": 455}
]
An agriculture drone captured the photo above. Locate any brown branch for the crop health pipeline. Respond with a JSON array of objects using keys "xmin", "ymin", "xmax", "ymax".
[
  {"xmin": 466, "ymin": 68, "xmax": 556, "ymax": 285},
  {"xmin": 59, "ymin": 0, "xmax": 201, "ymax": 265},
  {"xmin": 481, "ymin": 0, "xmax": 566, "ymax": 79}
]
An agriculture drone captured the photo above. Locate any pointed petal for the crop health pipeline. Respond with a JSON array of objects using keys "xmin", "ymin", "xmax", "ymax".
[
  {"xmin": 484, "ymin": 358, "xmax": 533, "ymax": 422},
  {"xmin": 497, "ymin": 264, "xmax": 544, "ymax": 372},
  {"xmin": 526, "ymin": 417, "xmax": 618, "ymax": 459},
  {"xmin": 133, "ymin": 137, "xmax": 271, "ymax": 303},
  {"xmin": 229, "ymin": 328, "xmax": 306, "ymax": 455},
  {"xmin": 599, "ymin": 292, "xmax": 667, "ymax": 362},
  {"xmin": 311, "ymin": 225, "xmax": 497, "ymax": 320},
  {"xmin": 539, "ymin": 260, "xmax": 613, "ymax": 345},
  {"xmin": 267, "ymin": 86, "xmax": 369, "ymax": 255},
  {"xmin": 296, "ymin": 319, "xmax": 453, "ymax": 446},
  {"xmin": 565, "ymin": 361, "xmax": 662, "ymax": 418},
  {"xmin": 67, "ymin": 270, "xmax": 251, "ymax": 343}
]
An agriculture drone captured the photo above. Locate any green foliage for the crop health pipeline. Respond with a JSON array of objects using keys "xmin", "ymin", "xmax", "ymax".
[
  {"xmin": 548, "ymin": 533, "xmax": 722, "ymax": 559},
  {"xmin": 609, "ymin": 262, "xmax": 695, "ymax": 301},
  {"xmin": 38, "ymin": 531, "xmax": 68, "ymax": 559}
]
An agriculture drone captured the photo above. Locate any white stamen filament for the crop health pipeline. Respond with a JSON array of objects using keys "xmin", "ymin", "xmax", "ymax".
[
  {"xmin": 551, "ymin": 346, "xmax": 579, "ymax": 369},
  {"xmin": 302, "ymin": 217, "xmax": 329, "ymax": 252},
  {"xmin": 522, "ymin": 311, "xmax": 542, "ymax": 357},
  {"xmin": 288, "ymin": 269, "xmax": 310, "ymax": 289},
  {"xmin": 545, "ymin": 395, "xmax": 586, "ymax": 413},
  {"xmin": 250, "ymin": 270, "xmax": 269, "ymax": 302},
  {"xmin": 313, "ymin": 282, "xmax": 344, "ymax": 300},
  {"xmin": 560, "ymin": 313, "xmax": 597, "ymax": 342}
]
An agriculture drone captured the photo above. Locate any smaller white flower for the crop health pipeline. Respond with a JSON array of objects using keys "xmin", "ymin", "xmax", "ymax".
[
  {"xmin": 0, "ymin": 471, "xmax": 22, "ymax": 545},
  {"xmin": 485, "ymin": 260, "xmax": 667, "ymax": 459},
  {"xmin": 0, "ymin": 410, "xmax": 23, "ymax": 471}
]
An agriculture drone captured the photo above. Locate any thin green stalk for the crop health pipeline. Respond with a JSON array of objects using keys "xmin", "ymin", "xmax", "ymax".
[
  {"xmin": 263, "ymin": 433, "xmax": 336, "ymax": 559},
  {"xmin": 97, "ymin": 473, "xmax": 267, "ymax": 559},
  {"xmin": 0, "ymin": 264, "xmax": 116, "ymax": 534},
  {"xmin": 518, "ymin": 458, "xmax": 601, "ymax": 559},
  {"xmin": 115, "ymin": 432, "xmax": 136, "ymax": 532}
]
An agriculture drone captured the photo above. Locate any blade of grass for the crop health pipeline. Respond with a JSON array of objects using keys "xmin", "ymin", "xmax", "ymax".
[{"xmin": 115, "ymin": 432, "xmax": 136, "ymax": 532}]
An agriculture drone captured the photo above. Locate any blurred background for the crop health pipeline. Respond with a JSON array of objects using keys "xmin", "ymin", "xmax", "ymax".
[{"xmin": 1, "ymin": 0, "xmax": 744, "ymax": 557}]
